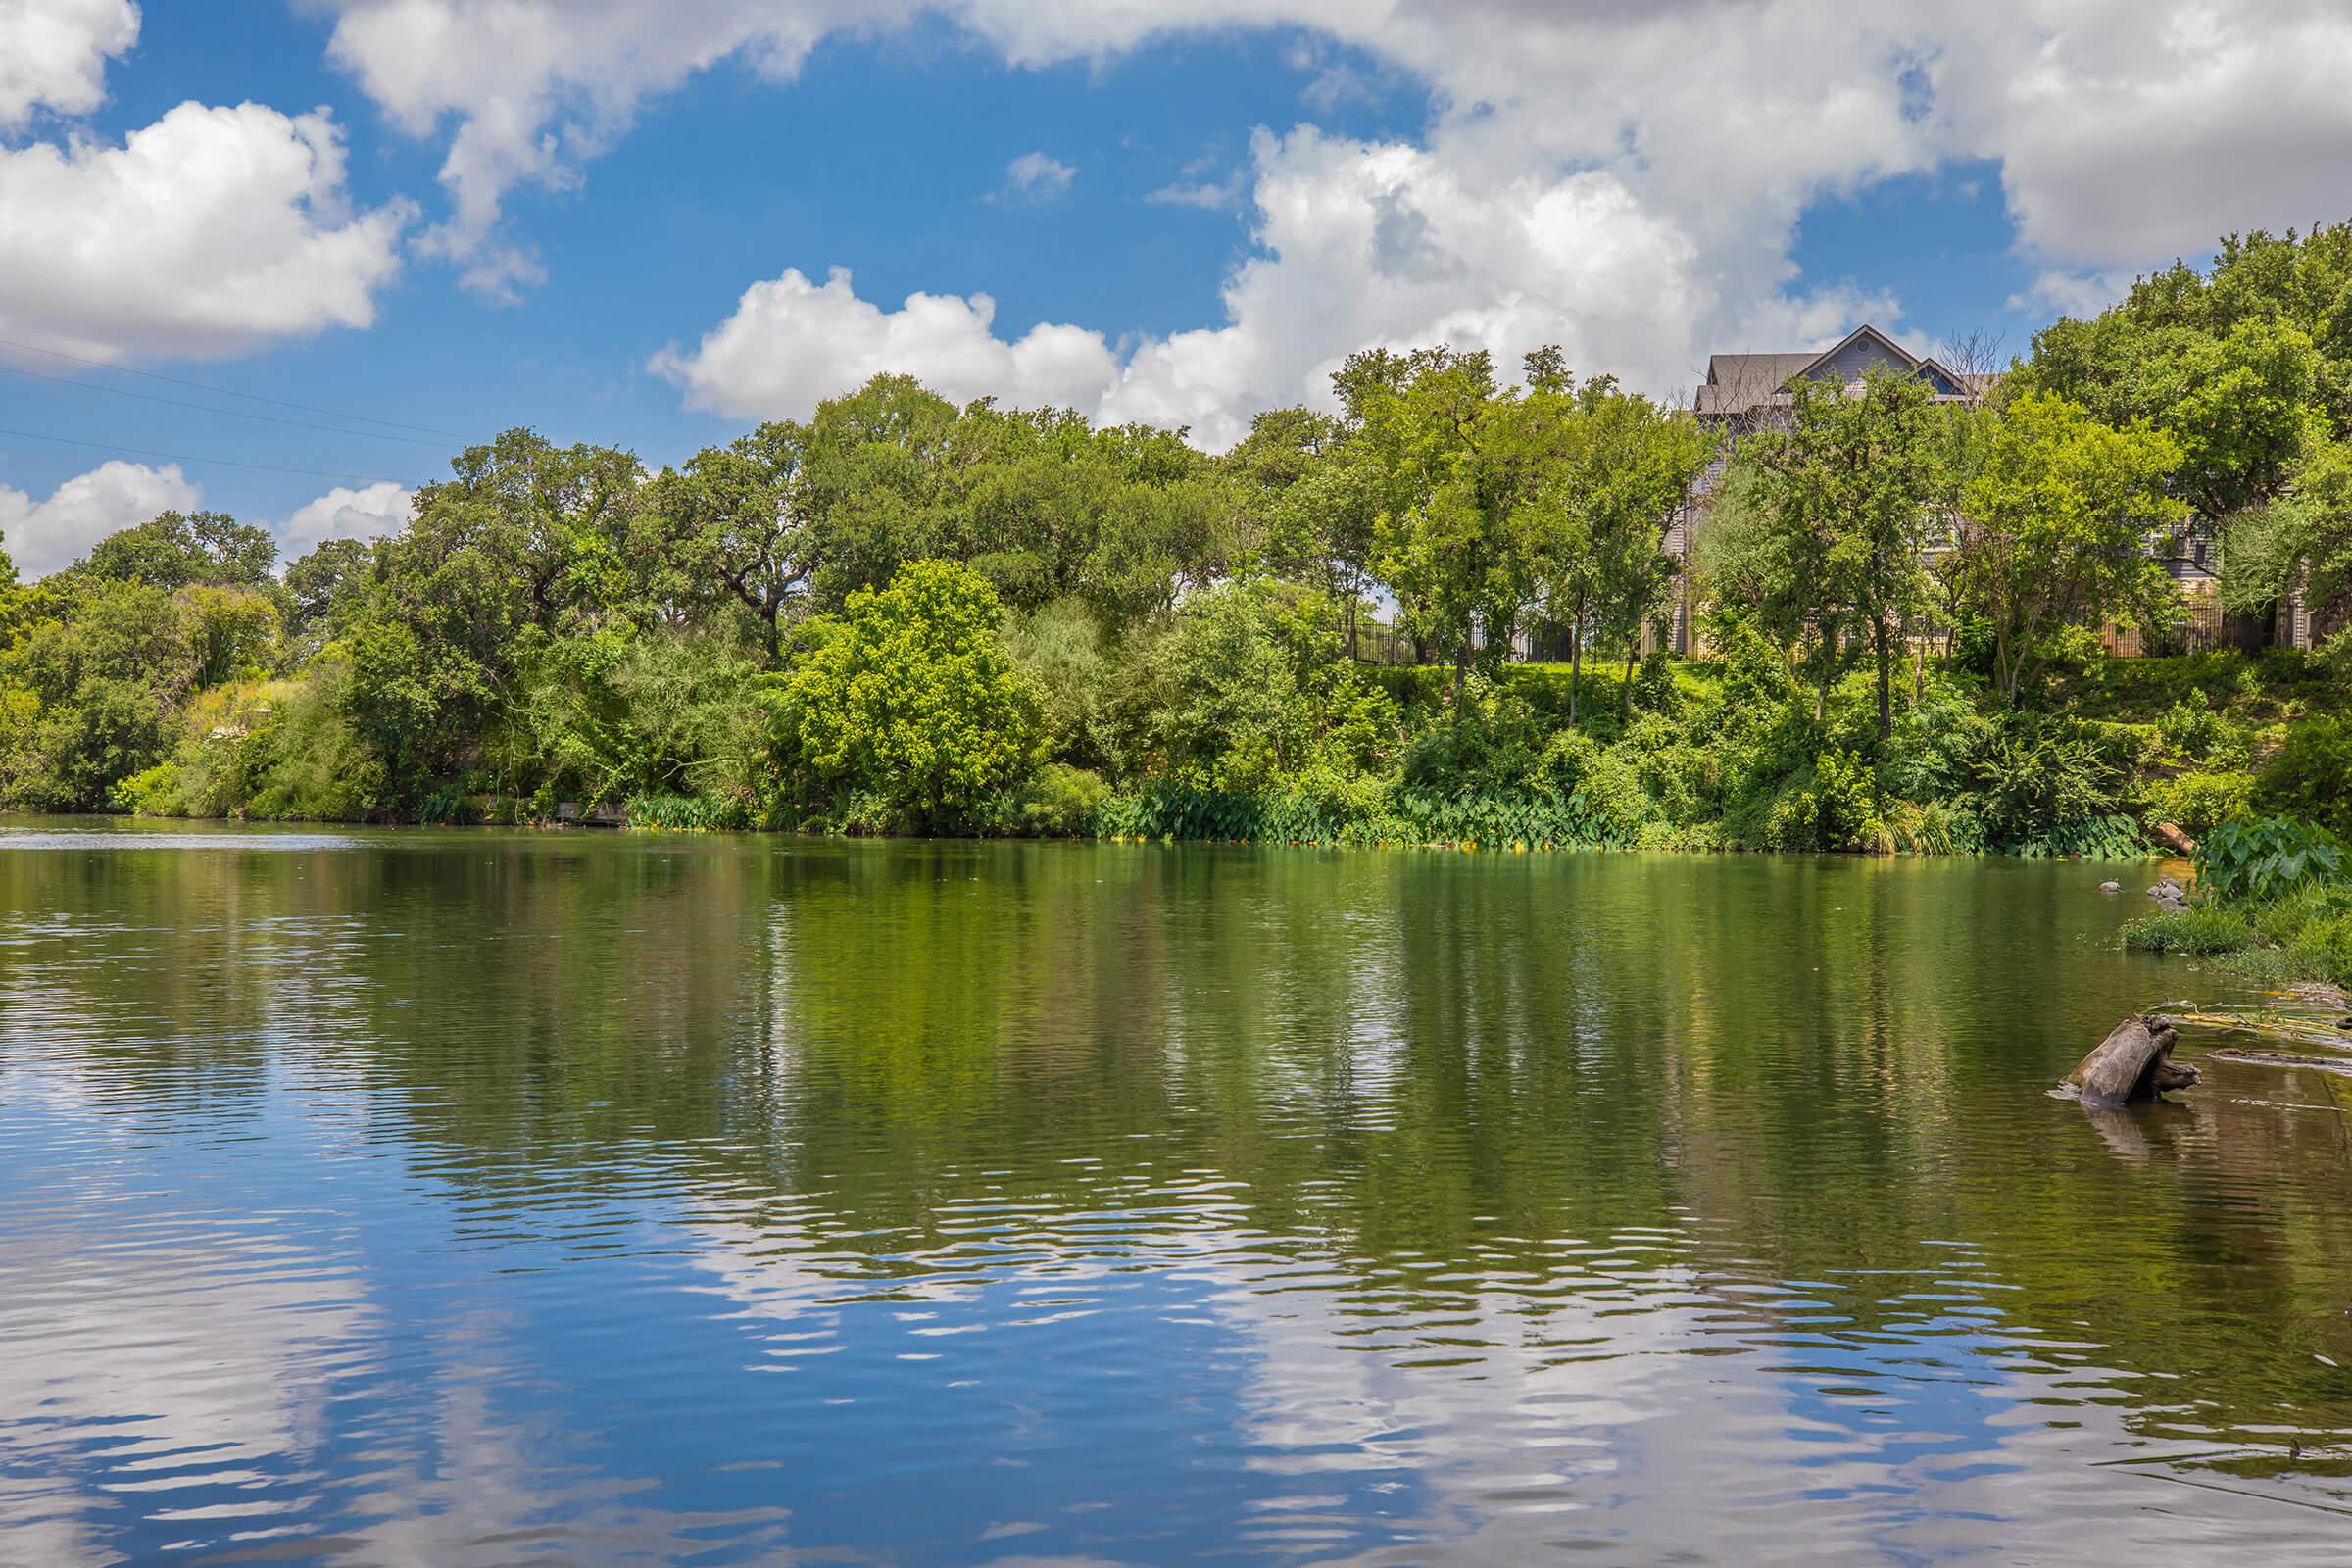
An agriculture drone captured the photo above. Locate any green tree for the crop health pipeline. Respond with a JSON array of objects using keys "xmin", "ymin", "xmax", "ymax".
[
  {"xmin": 1527, "ymin": 377, "xmax": 1710, "ymax": 722},
  {"xmin": 1227, "ymin": 407, "xmax": 1382, "ymax": 642},
  {"xmin": 77, "ymin": 510, "xmax": 277, "ymax": 593},
  {"xmin": 1957, "ymin": 392, "xmax": 2185, "ymax": 702},
  {"xmin": 947, "ymin": 404, "xmax": 1231, "ymax": 624},
  {"xmin": 777, "ymin": 560, "xmax": 1045, "ymax": 832},
  {"xmin": 1692, "ymin": 457, "xmax": 1825, "ymax": 688},
  {"xmin": 179, "ymin": 585, "xmax": 282, "ymax": 690},
  {"xmin": 283, "ymin": 538, "xmax": 374, "ymax": 650},
  {"xmin": 0, "ymin": 581, "xmax": 196, "ymax": 808},
  {"xmin": 1741, "ymin": 370, "xmax": 1940, "ymax": 738},
  {"xmin": 799, "ymin": 374, "xmax": 961, "ymax": 606},
  {"xmin": 2221, "ymin": 437, "xmax": 2352, "ymax": 648},
  {"xmin": 498, "ymin": 628, "xmax": 769, "ymax": 811},
  {"xmin": 0, "ymin": 533, "xmax": 21, "ymax": 650},
  {"xmin": 647, "ymin": 421, "xmax": 816, "ymax": 658},
  {"xmin": 1348, "ymin": 346, "xmax": 1559, "ymax": 706},
  {"xmin": 1110, "ymin": 579, "xmax": 1397, "ymax": 792},
  {"xmin": 348, "ymin": 429, "xmax": 648, "ymax": 792},
  {"xmin": 2025, "ymin": 264, "xmax": 2324, "ymax": 518}
]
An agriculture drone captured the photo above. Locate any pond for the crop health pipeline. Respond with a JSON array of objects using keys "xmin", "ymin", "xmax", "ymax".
[{"xmin": 1, "ymin": 822, "xmax": 2347, "ymax": 1564}]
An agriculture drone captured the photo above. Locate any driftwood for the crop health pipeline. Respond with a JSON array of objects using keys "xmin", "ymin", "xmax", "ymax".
[
  {"xmin": 2207, "ymin": 1047, "xmax": 2352, "ymax": 1078},
  {"xmin": 2066, "ymin": 1014, "xmax": 2197, "ymax": 1107},
  {"xmin": 2163, "ymin": 1008, "xmax": 2352, "ymax": 1053}
]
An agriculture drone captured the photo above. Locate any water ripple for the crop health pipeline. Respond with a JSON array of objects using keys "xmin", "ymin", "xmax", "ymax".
[{"xmin": 1, "ymin": 835, "xmax": 2348, "ymax": 1563}]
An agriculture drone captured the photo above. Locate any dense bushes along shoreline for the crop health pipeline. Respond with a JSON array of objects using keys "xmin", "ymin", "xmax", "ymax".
[
  {"xmin": 1, "ymin": 226, "xmax": 2346, "ymax": 852},
  {"xmin": 85, "ymin": 563, "xmax": 2352, "ymax": 858}
]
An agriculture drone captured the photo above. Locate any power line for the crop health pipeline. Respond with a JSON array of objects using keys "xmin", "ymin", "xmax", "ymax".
[
  {"xmin": 0, "ymin": 334, "xmax": 468, "ymax": 441},
  {"xmin": 0, "ymin": 359, "xmax": 455, "ymax": 448},
  {"xmin": 0, "ymin": 424, "xmax": 407, "ymax": 484}
]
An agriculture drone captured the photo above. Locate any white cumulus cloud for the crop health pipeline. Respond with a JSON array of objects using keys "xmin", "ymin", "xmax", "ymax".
[
  {"xmin": 653, "ymin": 129, "xmax": 1878, "ymax": 450},
  {"xmin": 279, "ymin": 481, "xmax": 416, "ymax": 550},
  {"xmin": 0, "ymin": 100, "xmax": 411, "ymax": 363},
  {"xmin": 0, "ymin": 0, "xmax": 138, "ymax": 129},
  {"xmin": 0, "ymin": 461, "xmax": 202, "ymax": 578},
  {"xmin": 312, "ymin": 0, "xmax": 2352, "ymax": 439},
  {"xmin": 1097, "ymin": 128, "xmax": 1725, "ymax": 447},
  {"xmin": 650, "ymin": 265, "xmax": 1119, "ymax": 420},
  {"xmin": 318, "ymin": 0, "xmax": 910, "ymax": 296},
  {"xmin": 1954, "ymin": 0, "xmax": 2352, "ymax": 269}
]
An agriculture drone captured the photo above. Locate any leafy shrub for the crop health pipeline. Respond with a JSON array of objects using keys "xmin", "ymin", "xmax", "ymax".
[
  {"xmin": 2154, "ymin": 691, "xmax": 2235, "ymax": 764},
  {"xmin": 2121, "ymin": 905, "xmax": 2256, "ymax": 956},
  {"xmin": 625, "ymin": 793, "xmax": 754, "ymax": 832},
  {"xmin": 1615, "ymin": 711, "xmax": 1715, "ymax": 825},
  {"xmin": 2192, "ymin": 815, "xmax": 2347, "ymax": 904},
  {"xmin": 1387, "ymin": 788, "xmax": 1608, "ymax": 850},
  {"xmin": 1633, "ymin": 652, "xmax": 1682, "ymax": 716},
  {"xmin": 110, "ymin": 761, "xmax": 179, "ymax": 816},
  {"xmin": 2145, "ymin": 769, "xmax": 2256, "ymax": 835},
  {"xmin": 1877, "ymin": 677, "xmax": 1983, "ymax": 806},
  {"xmin": 1537, "ymin": 727, "xmax": 1604, "ymax": 795},
  {"xmin": 1754, "ymin": 749, "xmax": 1881, "ymax": 852},
  {"xmin": 2286, "ymin": 910, "xmax": 2352, "ymax": 986},
  {"xmin": 1095, "ymin": 776, "xmax": 1624, "ymax": 851},
  {"xmin": 1813, "ymin": 748, "xmax": 1883, "ymax": 850},
  {"xmin": 1258, "ymin": 767, "xmax": 1390, "ymax": 844},
  {"xmin": 1002, "ymin": 599, "xmax": 1118, "ymax": 773},
  {"xmin": 1759, "ymin": 786, "xmax": 1827, "ymax": 852},
  {"xmin": 1005, "ymin": 763, "xmax": 1110, "ymax": 837},
  {"xmin": 1570, "ymin": 746, "xmax": 1665, "ymax": 843},
  {"xmin": 2252, "ymin": 715, "xmax": 2352, "ymax": 836},
  {"xmin": 2021, "ymin": 813, "xmax": 2149, "ymax": 859},
  {"xmin": 416, "ymin": 787, "xmax": 482, "ymax": 826},
  {"xmin": 1883, "ymin": 799, "xmax": 1985, "ymax": 856},
  {"xmin": 1097, "ymin": 783, "xmax": 1263, "ymax": 843},
  {"xmin": 775, "ymin": 561, "xmax": 1047, "ymax": 834},
  {"xmin": 1397, "ymin": 673, "xmax": 1544, "ymax": 795},
  {"xmin": 2033, "ymin": 623, "xmax": 2116, "ymax": 690},
  {"xmin": 498, "ymin": 629, "xmax": 769, "ymax": 813},
  {"xmin": 1962, "ymin": 712, "xmax": 2125, "ymax": 850},
  {"xmin": 1114, "ymin": 580, "xmax": 1399, "ymax": 793},
  {"xmin": 242, "ymin": 656, "xmax": 385, "ymax": 820}
]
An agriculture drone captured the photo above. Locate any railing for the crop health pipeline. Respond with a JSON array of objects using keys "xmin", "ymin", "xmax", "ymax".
[{"xmin": 1347, "ymin": 622, "xmax": 1428, "ymax": 665}]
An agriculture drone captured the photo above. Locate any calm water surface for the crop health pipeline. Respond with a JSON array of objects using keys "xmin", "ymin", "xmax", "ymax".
[{"xmin": 1, "ymin": 820, "xmax": 2349, "ymax": 1565}]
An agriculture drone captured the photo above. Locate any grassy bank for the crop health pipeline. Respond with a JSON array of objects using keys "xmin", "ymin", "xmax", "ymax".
[{"xmin": 2121, "ymin": 817, "xmax": 2352, "ymax": 987}]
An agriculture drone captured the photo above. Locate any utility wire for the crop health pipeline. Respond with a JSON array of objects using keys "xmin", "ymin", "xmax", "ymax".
[
  {"xmin": 0, "ymin": 424, "xmax": 405, "ymax": 484},
  {"xmin": 0, "ymin": 359, "xmax": 454, "ymax": 448},
  {"xmin": 0, "ymin": 334, "xmax": 468, "ymax": 441}
]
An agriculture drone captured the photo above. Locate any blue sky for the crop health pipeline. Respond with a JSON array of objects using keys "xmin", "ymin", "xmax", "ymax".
[{"xmin": 4, "ymin": 0, "xmax": 2349, "ymax": 574}]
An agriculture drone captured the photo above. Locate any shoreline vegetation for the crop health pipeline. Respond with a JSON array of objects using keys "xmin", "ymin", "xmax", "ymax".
[
  {"xmin": 0, "ymin": 227, "xmax": 2344, "ymax": 881},
  {"xmin": 2122, "ymin": 817, "xmax": 2352, "ymax": 990}
]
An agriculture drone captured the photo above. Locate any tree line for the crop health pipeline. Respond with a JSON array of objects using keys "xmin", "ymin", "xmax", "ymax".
[{"xmin": 0, "ymin": 224, "xmax": 2345, "ymax": 851}]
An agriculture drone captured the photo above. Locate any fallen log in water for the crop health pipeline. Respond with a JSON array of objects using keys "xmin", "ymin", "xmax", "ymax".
[{"xmin": 2066, "ymin": 1014, "xmax": 2196, "ymax": 1107}]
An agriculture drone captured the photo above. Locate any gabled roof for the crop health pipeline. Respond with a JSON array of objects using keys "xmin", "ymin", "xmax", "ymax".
[
  {"xmin": 1791, "ymin": 322, "xmax": 1921, "ymax": 383},
  {"xmin": 1694, "ymin": 323, "xmax": 1983, "ymax": 416},
  {"xmin": 1694, "ymin": 353, "xmax": 1809, "ymax": 416},
  {"xmin": 1704, "ymin": 351, "xmax": 1816, "ymax": 389}
]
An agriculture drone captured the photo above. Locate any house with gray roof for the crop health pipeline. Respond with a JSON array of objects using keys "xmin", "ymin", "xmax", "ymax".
[
  {"xmin": 1663, "ymin": 325, "xmax": 1989, "ymax": 653},
  {"xmin": 1691, "ymin": 323, "xmax": 1987, "ymax": 426},
  {"xmin": 1666, "ymin": 323, "xmax": 2313, "ymax": 657}
]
